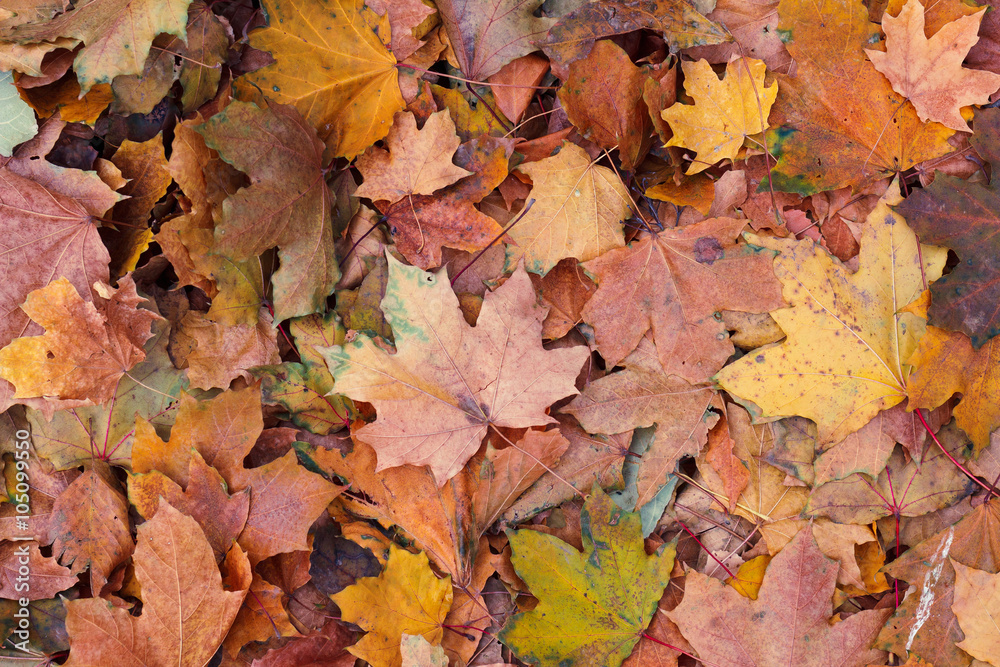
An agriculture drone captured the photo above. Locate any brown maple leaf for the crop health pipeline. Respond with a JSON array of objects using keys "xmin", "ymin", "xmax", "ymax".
[
  {"xmin": 0, "ymin": 275, "xmax": 161, "ymax": 404},
  {"xmin": 866, "ymin": 0, "xmax": 1000, "ymax": 131},
  {"xmin": 322, "ymin": 254, "xmax": 588, "ymax": 485}
]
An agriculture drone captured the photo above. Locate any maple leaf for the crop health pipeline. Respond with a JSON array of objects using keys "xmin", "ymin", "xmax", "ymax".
[
  {"xmin": 354, "ymin": 111, "xmax": 473, "ymax": 204},
  {"xmin": 893, "ymin": 107, "xmax": 1000, "ymax": 346},
  {"xmin": 128, "ymin": 449, "xmax": 251, "ymax": 562},
  {"xmin": 685, "ymin": 0, "xmax": 792, "ymax": 73},
  {"xmin": 765, "ymin": 0, "xmax": 954, "ymax": 195},
  {"xmin": 43, "ymin": 464, "xmax": 132, "ymax": 594},
  {"xmin": 662, "ymin": 57, "xmax": 777, "ymax": 174},
  {"xmin": 320, "ymin": 254, "xmax": 587, "ymax": 485},
  {"xmin": 0, "ymin": 540, "xmax": 77, "ymax": 600},
  {"xmin": 907, "ymin": 326, "xmax": 1000, "ymax": 454},
  {"xmin": 435, "ymin": 0, "xmax": 554, "ymax": 80},
  {"xmin": 866, "ymin": 0, "xmax": 1000, "ymax": 132},
  {"xmin": 61, "ymin": 501, "xmax": 251, "ymax": 667},
  {"xmin": 174, "ymin": 308, "xmax": 280, "ymax": 390},
  {"xmin": 381, "ymin": 135, "xmax": 511, "ymax": 269},
  {"xmin": 563, "ymin": 337, "xmax": 717, "ymax": 508},
  {"xmin": 540, "ymin": 0, "xmax": 729, "ymax": 72},
  {"xmin": 580, "ymin": 216, "xmax": 783, "ymax": 381},
  {"xmin": 239, "ymin": 0, "xmax": 404, "ymax": 159},
  {"xmin": 26, "ymin": 312, "xmax": 186, "ymax": 470},
  {"xmin": 9, "ymin": 0, "xmax": 194, "ymax": 93},
  {"xmin": 504, "ymin": 141, "xmax": 630, "ymax": 276},
  {"xmin": 366, "ymin": 0, "xmax": 435, "ymax": 61},
  {"xmin": 557, "ymin": 40, "xmax": 653, "ymax": 171},
  {"xmin": 0, "ymin": 275, "xmax": 161, "ymax": 404},
  {"xmin": 331, "ymin": 544, "xmax": 452, "ymax": 667},
  {"xmin": 196, "ymin": 100, "xmax": 339, "ymax": 322},
  {"xmin": 499, "ymin": 486, "xmax": 676, "ymax": 667},
  {"xmin": 952, "ymin": 560, "xmax": 1000, "ymax": 664},
  {"xmin": 714, "ymin": 185, "xmax": 946, "ymax": 444},
  {"xmin": 668, "ymin": 526, "xmax": 891, "ymax": 666},
  {"xmin": 307, "ymin": 427, "xmax": 567, "ymax": 585}
]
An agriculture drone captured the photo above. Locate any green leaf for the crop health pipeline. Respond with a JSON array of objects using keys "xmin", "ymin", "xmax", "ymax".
[
  {"xmin": 499, "ymin": 486, "xmax": 675, "ymax": 667},
  {"xmin": 0, "ymin": 71, "xmax": 37, "ymax": 155}
]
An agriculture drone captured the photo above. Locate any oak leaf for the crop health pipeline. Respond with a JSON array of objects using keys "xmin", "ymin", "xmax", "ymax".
[
  {"xmin": 240, "ymin": 0, "xmax": 404, "ymax": 159},
  {"xmin": 866, "ymin": 0, "xmax": 1000, "ymax": 132},
  {"xmin": 715, "ymin": 185, "xmax": 946, "ymax": 444},
  {"xmin": 580, "ymin": 217, "xmax": 782, "ymax": 381},
  {"xmin": 61, "ymin": 501, "xmax": 251, "ymax": 667},
  {"xmin": 435, "ymin": 0, "xmax": 554, "ymax": 80},
  {"xmin": 498, "ymin": 486, "xmax": 676, "ymax": 667},
  {"xmin": 331, "ymin": 544, "xmax": 452, "ymax": 667},
  {"xmin": 661, "ymin": 57, "xmax": 777, "ymax": 174},
  {"xmin": 505, "ymin": 141, "xmax": 630, "ymax": 275},
  {"xmin": 196, "ymin": 100, "xmax": 338, "ymax": 322},
  {"xmin": 321, "ymin": 254, "xmax": 587, "ymax": 485},
  {"xmin": 893, "ymin": 107, "xmax": 1000, "ymax": 346},
  {"xmin": 354, "ymin": 111, "xmax": 473, "ymax": 204},
  {"xmin": 668, "ymin": 526, "xmax": 891, "ymax": 666},
  {"xmin": 0, "ymin": 275, "xmax": 161, "ymax": 404}
]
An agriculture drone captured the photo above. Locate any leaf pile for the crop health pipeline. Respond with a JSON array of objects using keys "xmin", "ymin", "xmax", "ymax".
[{"xmin": 3, "ymin": 0, "xmax": 1000, "ymax": 665}]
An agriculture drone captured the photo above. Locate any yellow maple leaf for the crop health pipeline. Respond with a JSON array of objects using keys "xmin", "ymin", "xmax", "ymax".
[
  {"xmin": 505, "ymin": 141, "xmax": 630, "ymax": 275},
  {"xmin": 866, "ymin": 0, "xmax": 1000, "ymax": 132},
  {"xmin": 714, "ymin": 183, "xmax": 946, "ymax": 444},
  {"xmin": 906, "ymin": 326, "xmax": 1000, "ymax": 454},
  {"xmin": 240, "ymin": 0, "xmax": 405, "ymax": 159},
  {"xmin": 662, "ymin": 57, "xmax": 777, "ymax": 174},
  {"xmin": 332, "ymin": 545, "xmax": 452, "ymax": 667}
]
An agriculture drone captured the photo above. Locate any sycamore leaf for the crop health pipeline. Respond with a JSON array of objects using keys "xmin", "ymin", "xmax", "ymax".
[
  {"xmin": 580, "ymin": 217, "xmax": 782, "ymax": 382},
  {"xmin": 240, "ymin": 0, "xmax": 404, "ymax": 159},
  {"xmin": 907, "ymin": 326, "xmax": 1000, "ymax": 454},
  {"xmin": 0, "ymin": 275, "xmax": 160, "ymax": 404},
  {"xmin": 320, "ymin": 254, "xmax": 587, "ymax": 486},
  {"xmin": 668, "ymin": 526, "xmax": 891, "ymax": 666},
  {"xmin": 505, "ymin": 141, "xmax": 630, "ymax": 276},
  {"xmin": 714, "ymin": 185, "xmax": 946, "ymax": 444},
  {"xmin": 9, "ymin": 0, "xmax": 194, "ymax": 93},
  {"xmin": 662, "ymin": 57, "xmax": 777, "ymax": 174},
  {"xmin": 766, "ymin": 0, "xmax": 954, "ymax": 195},
  {"xmin": 196, "ymin": 101, "xmax": 338, "ymax": 322},
  {"xmin": 436, "ymin": 0, "xmax": 554, "ymax": 80},
  {"xmin": 61, "ymin": 502, "xmax": 251, "ymax": 667},
  {"xmin": 952, "ymin": 560, "xmax": 1000, "ymax": 664},
  {"xmin": 0, "ymin": 70, "xmax": 37, "ymax": 155},
  {"xmin": 866, "ymin": 0, "xmax": 1000, "ymax": 132},
  {"xmin": 893, "ymin": 107, "xmax": 1000, "ymax": 346},
  {"xmin": 540, "ymin": 0, "xmax": 729, "ymax": 71},
  {"xmin": 355, "ymin": 111, "xmax": 473, "ymax": 204},
  {"xmin": 498, "ymin": 486, "xmax": 676, "ymax": 667},
  {"xmin": 331, "ymin": 544, "xmax": 452, "ymax": 667}
]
